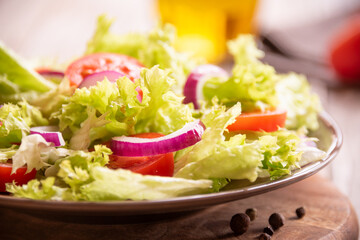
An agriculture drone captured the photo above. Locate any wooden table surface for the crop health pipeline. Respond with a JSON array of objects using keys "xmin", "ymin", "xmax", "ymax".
[{"xmin": 0, "ymin": 0, "xmax": 360, "ymax": 239}]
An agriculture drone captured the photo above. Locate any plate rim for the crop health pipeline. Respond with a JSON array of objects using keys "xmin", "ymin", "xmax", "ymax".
[{"xmin": 0, "ymin": 111, "xmax": 342, "ymax": 216}]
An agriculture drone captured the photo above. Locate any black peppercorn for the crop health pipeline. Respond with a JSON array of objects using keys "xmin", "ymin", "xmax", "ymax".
[
  {"xmin": 259, "ymin": 233, "xmax": 271, "ymax": 240},
  {"xmin": 263, "ymin": 226, "xmax": 274, "ymax": 236},
  {"xmin": 245, "ymin": 208, "xmax": 257, "ymax": 221},
  {"xmin": 230, "ymin": 213, "xmax": 250, "ymax": 235},
  {"xmin": 296, "ymin": 207, "xmax": 305, "ymax": 218},
  {"xmin": 268, "ymin": 213, "xmax": 284, "ymax": 230}
]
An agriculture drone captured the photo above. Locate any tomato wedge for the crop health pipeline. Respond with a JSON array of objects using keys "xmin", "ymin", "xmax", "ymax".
[
  {"xmin": 227, "ymin": 109, "xmax": 287, "ymax": 132},
  {"xmin": 107, "ymin": 133, "xmax": 174, "ymax": 177},
  {"xmin": 65, "ymin": 53, "xmax": 144, "ymax": 87},
  {"xmin": 0, "ymin": 163, "xmax": 37, "ymax": 192}
]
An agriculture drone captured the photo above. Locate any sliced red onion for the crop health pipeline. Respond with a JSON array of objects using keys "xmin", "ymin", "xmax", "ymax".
[
  {"xmin": 37, "ymin": 69, "xmax": 65, "ymax": 78},
  {"xmin": 111, "ymin": 120, "xmax": 205, "ymax": 157},
  {"xmin": 183, "ymin": 65, "xmax": 228, "ymax": 109},
  {"xmin": 30, "ymin": 126, "xmax": 65, "ymax": 147},
  {"xmin": 79, "ymin": 71, "xmax": 125, "ymax": 88}
]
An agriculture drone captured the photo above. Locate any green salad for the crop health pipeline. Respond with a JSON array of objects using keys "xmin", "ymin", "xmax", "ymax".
[{"xmin": 0, "ymin": 15, "xmax": 325, "ymax": 201}]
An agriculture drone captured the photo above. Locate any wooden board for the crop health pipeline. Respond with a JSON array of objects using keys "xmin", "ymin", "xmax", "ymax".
[{"xmin": 0, "ymin": 174, "xmax": 358, "ymax": 240}]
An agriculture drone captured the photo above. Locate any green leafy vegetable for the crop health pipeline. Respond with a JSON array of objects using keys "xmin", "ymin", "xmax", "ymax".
[
  {"xmin": 175, "ymin": 103, "xmax": 263, "ymax": 183},
  {"xmin": 54, "ymin": 67, "xmax": 193, "ymax": 149},
  {"xmin": 9, "ymin": 145, "xmax": 212, "ymax": 201},
  {"xmin": 80, "ymin": 167, "xmax": 212, "ymax": 201},
  {"xmin": 276, "ymin": 73, "xmax": 322, "ymax": 130},
  {"xmin": 0, "ymin": 101, "xmax": 48, "ymax": 147},
  {"xmin": 202, "ymin": 35, "xmax": 278, "ymax": 112},
  {"xmin": 256, "ymin": 130, "xmax": 302, "ymax": 180},
  {"xmin": 0, "ymin": 41, "xmax": 55, "ymax": 95},
  {"xmin": 86, "ymin": 14, "xmax": 198, "ymax": 91}
]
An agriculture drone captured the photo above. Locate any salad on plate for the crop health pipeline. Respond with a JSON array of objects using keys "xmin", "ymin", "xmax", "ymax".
[{"xmin": 0, "ymin": 15, "xmax": 326, "ymax": 201}]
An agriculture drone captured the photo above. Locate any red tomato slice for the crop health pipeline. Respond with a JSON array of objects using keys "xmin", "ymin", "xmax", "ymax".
[
  {"xmin": 227, "ymin": 109, "xmax": 287, "ymax": 132},
  {"xmin": 107, "ymin": 133, "xmax": 174, "ymax": 177},
  {"xmin": 329, "ymin": 15, "xmax": 360, "ymax": 83},
  {"xmin": 65, "ymin": 53, "xmax": 144, "ymax": 87},
  {"xmin": 0, "ymin": 163, "xmax": 37, "ymax": 192}
]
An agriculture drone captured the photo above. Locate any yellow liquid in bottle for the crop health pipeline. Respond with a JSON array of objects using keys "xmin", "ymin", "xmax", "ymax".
[{"xmin": 158, "ymin": 0, "xmax": 258, "ymax": 63}]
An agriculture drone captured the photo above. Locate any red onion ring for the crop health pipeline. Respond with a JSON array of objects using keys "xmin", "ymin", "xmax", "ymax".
[
  {"xmin": 37, "ymin": 69, "xmax": 65, "ymax": 78},
  {"xmin": 30, "ymin": 126, "xmax": 65, "ymax": 147},
  {"xmin": 111, "ymin": 120, "xmax": 205, "ymax": 157},
  {"xmin": 183, "ymin": 65, "xmax": 228, "ymax": 109}
]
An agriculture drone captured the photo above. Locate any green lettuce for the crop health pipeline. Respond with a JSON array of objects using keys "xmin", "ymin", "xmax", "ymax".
[
  {"xmin": 276, "ymin": 73, "xmax": 322, "ymax": 131},
  {"xmin": 0, "ymin": 101, "xmax": 48, "ymax": 147},
  {"xmin": 86, "ymin": 14, "xmax": 198, "ymax": 91},
  {"xmin": 0, "ymin": 145, "xmax": 18, "ymax": 162},
  {"xmin": 11, "ymin": 134, "xmax": 71, "ymax": 174},
  {"xmin": 175, "ymin": 103, "xmax": 263, "ymax": 183},
  {"xmin": 8, "ymin": 145, "xmax": 212, "ymax": 201},
  {"xmin": 53, "ymin": 66, "xmax": 194, "ymax": 150},
  {"xmin": 80, "ymin": 167, "xmax": 212, "ymax": 201},
  {"xmin": 7, "ymin": 177, "xmax": 67, "ymax": 201},
  {"xmin": 0, "ymin": 41, "xmax": 56, "ymax": 104},
  {"xmin": 257, "ymin": 130, "xmax": 302, "ymax": 180},
  {"xmin": 227, "ymin": 34, "xmax": 264, "ymax": 65},
  {"xmin": 202, "ymin": 35, "xmax": 278, "ymax": 112},
  {"xmin": 30, "ymin": 78, "xmax": 75, "ymax": 119}
]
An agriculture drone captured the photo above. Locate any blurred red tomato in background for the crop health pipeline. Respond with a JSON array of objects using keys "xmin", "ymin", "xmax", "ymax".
[{"xmin": 329, "ymin": 15, "xmax": 360, "ymax": 84}]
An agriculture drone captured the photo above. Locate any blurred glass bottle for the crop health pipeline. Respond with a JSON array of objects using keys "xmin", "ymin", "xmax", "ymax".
[{"xmin": 158, "ymin": 0, "xmax": 258, "ymax": 63}]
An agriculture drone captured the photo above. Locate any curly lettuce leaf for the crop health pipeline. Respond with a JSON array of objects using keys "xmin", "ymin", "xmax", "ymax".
[
  {"xmin": 0, "ymin": 101, "xmax": 48, "ymax": 147},
  {"xmin": 11, "ymin": 134, "xmax": 71, "ymax": 174},
  {"xmin": 86, "ymin": 14, "xmax": 198, "ymax": 91},
  {"xmin": 53, "ymin": 77, "xmax": 144, "ymax": 149},
  {"xmin": 134, "ymin": 67, "xmax": 194, "ymax": 134},
  {"xmin": 175, "ymin": 103, "xmax": 263, "ymax": 183},
  {"xmin": 7, "ymin": 177, "xmax": 67, "ymax": 201},
  {"xmin": 54, "ymin": 67, "xmax": 193, "ymax": 150},
  {"xmin": 256, "ymin": 130, "xmax": 302, "ymax": 180},
  {"xmin": 227, "ymin": 34, "xmax": 264, "ymax": 65},
  {"xmin": 276, "ymin": 73, "xmax": 322, "ymax": 131},
  {"xmin": 202, "ymin": 35, "xmax": 278, "ymax": 111}
]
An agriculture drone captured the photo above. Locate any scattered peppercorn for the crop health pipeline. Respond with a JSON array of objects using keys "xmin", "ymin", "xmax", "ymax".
[
  {"xmin": 259, "ymin": 233, "xmax": 271, "ymax": 240},
  {"xmin": 296, "ymin": 207, "xmax": 305, "ymax": 219},
  {"xmin": 263, "ymin": 226, "xmax": 274, "ymax": 236},
  {"xmin": 268, "ymin": 213, "xmax": 284, "ymax": 230},
  {"xmin": 245, "ymin": 208, "xmax": 257, "ymax": 221},
  {"xmin": 230, "ymin": 213, "xmax": 250, "ymax": 235}
]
